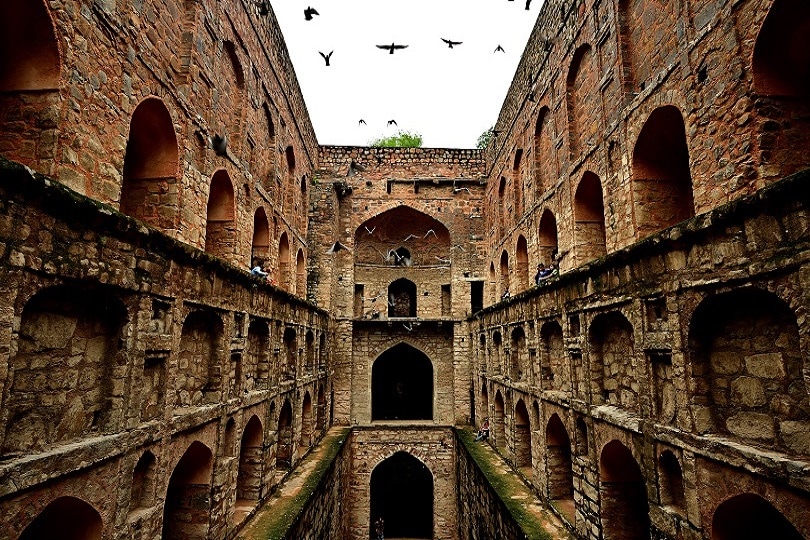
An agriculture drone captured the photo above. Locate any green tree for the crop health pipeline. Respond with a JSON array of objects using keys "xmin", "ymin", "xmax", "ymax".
[
  {"xmin": 369, "ymin": 130, "xmax": 423, "ymax": 148},
  {"xmin": 476, "ymin": 126, "xmax": 494, "ymax": 149}
]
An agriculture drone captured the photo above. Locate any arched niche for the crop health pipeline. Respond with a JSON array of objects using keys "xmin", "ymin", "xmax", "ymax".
[
  {"xmin": 354, "ymin": 205, "xmax": 450, "ymax": 266},
  {"xmin": 599, "ymin": 440, "xmax": 650, "ymax": 540},
  {"xmin": 516, "ymin": 235, "xmax": 529, "ymax": 292},
  {"xmin": 499, "ymin": 250, "xmax": 510, "ymax": 298},
  {"xmin": 252, "ymin": 208, "xmax": 270, "ymax": 266},
  {"xmin": 295, "ymin": 249, "xmax": 305, "ymax": 297},
  {"xmin": 162, "ymin": 441, "xmax": 213, "ymax": 540},
  {"xmin": 589, "ymin": 311, "xmax": 636, "ymax": 410},
  {"xmin": 546, "ymin": 413, "xmax": 573, "ymax": 501},
  {"xmin": 534, "ymin": 106, "xmax": 554, "ymax": 195},
  {"xmin": 277, "ymin": 232, "xmax": 290, "ymax": 290},
  {"xmin": 371, "ymin": 343, "xmax": 433, "ymax": 421},
  {"xmin": 538, "ymin": 208, "xmax": 559, "ymax": 268},
  {"xmin": 277, "ymin": 400, "xmax": 293, "ymax": 469},
  {"xmin": 121, "ymin": 97, "xmax": 179, "ymax": 232},
  {"xmin": 712, "ymin": 493, "xmax": 804, "ymax": 540},
  {"xmin": 514, "ymin": 399, "xmax": 531, "ymax": 469},
  {"xmin": 573, "ymin": 171, "xmax": 607, "ymax": 265},
  {"xmin": 688, "ymin": 288, "xmax": 806, "ymax": 452},
  {"xmin": 632, "ymin": 105, "xmax": 694, "ymax": 238},
  {"xmin": 205, "ymin": 170, "xmax": 236, "ymax": 259},
  {"xmin": 236, "ymin": 415, "xmax": 264, "ymax": 504},
  {"xmin": 370, "ymin": 452, "xmax": 433, "ymax": 539},
  {"xmin": 177, "ymin": 310, "xmax": 223, "ymax": 407},
  {"xmin": 300, "ymin": 391, "xmax": 313, "ymax": 451},
  {"xmin": 130, "ymin": 450, "xmax": 157, "ymax": 513},
  {"xmin": 494, "ymin": 390, "xmax": 506, "ymax": 449},
  {"xmin": 540, "ymin": 320, "xmax": 566, "ymax": 392},
  {"xmin": 3, "ymin": 285, "xmax": 126, "ymax": 455},
  {"xmin": 20, "ymin": 496, "xmax": 102, "ymax": 540},
  {"xmin": 566, "ymin": 44, "xmax": 594, "ymax": 158}
]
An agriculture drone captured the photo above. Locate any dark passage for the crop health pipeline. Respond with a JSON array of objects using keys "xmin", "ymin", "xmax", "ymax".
[
  {"xmin": 372, "ymin": 343, "xmax": 433, "ymax": 421},
  {"xmin": 370, "ymin": 451, "xmax": 433, "ymax": 539}
]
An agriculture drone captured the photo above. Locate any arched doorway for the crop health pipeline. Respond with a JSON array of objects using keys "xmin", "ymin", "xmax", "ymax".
[
  {"xmin": 712, "ymin": 493, "xmax": 803, "ymax": 540},
  {"xmin": 19, "ymin": 496, "xmax": 102, "ymax": 540},
  {"xmin": 370, "ymin": 452, "xmax": 433, "ymax": 539},
  {"xmin": 371, "ymin": 343, "xmax": 433, "ymax": 421},
  {"xmin": 599, "ymin": 440, "xmax": 650, "ymax": 540},
  {"xmin": 162, "ymin": 441, "xmax": 213, "ymax": 540}
]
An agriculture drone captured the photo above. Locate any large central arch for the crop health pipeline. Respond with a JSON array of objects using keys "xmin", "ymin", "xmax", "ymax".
[
  {"xmin": 371, "ymin": 343, "xmax": 433, "ymax": 421},
  {"xmin": 370, "ymin": 451, "xmax": 434, "ymax": 539}
]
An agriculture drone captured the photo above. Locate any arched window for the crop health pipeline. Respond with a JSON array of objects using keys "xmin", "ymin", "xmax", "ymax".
[
  {"xmin": 632, "ymin": 106, "xmax": 694, "ymax": 238},
  {"xmin": 388, "ymin": 278, "xmax": 417, "ymax": 317},
  {"xmin": 372, "ymin": 343, "xmax": 433, "ymax": 421},
  {"xmin": 573, "ymin": 172, "xmax": 607, "ymax": 265}
]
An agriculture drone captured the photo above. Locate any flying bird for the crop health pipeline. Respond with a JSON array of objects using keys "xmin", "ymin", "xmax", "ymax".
[
  {"xmin": 435, "ymin": 256, "xmax": 451, "ymax": 264},
  {"xmin": 210, "ymin": 134, "xmax": 227, "ymax": 156},
  {"xmin": 403, "ymin": 234, "xmax": 419, "ymax": 242},
  {"xmin": 453, "ymin": 187, "xmax": 471, "ymax": 193},
  {"xmin": 494, "ymin": 45, "xmax": 505, "ymax": 53},
  {"xmin": 376, "ymin": 43, "xmax": 409, "ymax": 54},
  {"xmin": 525, "ymin": 0, "xmax": 532, "ymax": 9},
  {"xmin": 364, "ymin": 226, "xmax": 376, "ymax": 234},
  {"xmin": 347, "ymin": 160, "xmax": 366, "ymax": 177},
  {"xmin": 326, "ymin": 240, "xmax": 349, "ymax": 254},
  {"xmin": 319, "ymin": 51, "xmax": 333, "ymax": 66},
  {"xmin": 387, "ymin": 119, "xmax": 398, "ymax": 126},
  {"xmin": 441, "ymin": 38, "xmax": 463, "ymax": 49},
  {"xmin": 358, "ymin": 119, "xmax": 366, "ymax": 125},
  {"xmin": 423, "ymin": 229, "xmax": 437, "ymax": 238},
  {"xmin": 304, "ymin": 6, "xmax": 319, "ymax": 20}
]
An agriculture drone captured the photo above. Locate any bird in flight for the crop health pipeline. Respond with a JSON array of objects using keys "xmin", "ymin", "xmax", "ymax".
[
  {"xmin": 326, "ymin": 240, "xmax": 349, "ymax": 254},
  {"xmin": 358, "ymin": 119, "xmax": 366, "ymax": 126},
  {"xmin": 494, "ymin": 45, "xmax": 505, "ymax": 53},
  {"xmin": 319, "ymin": 51, "xmax": 333, "ymax": 66},
  {"xmin": 304, "ymin": 6, "xmax": 319, "ymax": 20},
  {"xmin": 525, "ymin": 0, "xmax": 532, "ymax": 9},
  {"xmin": 364, "ymin": 226, "xmax": 376, "ymax": 234},
  {"xmin": 423, "ymin": 229, "xmax": 437, "ymax": 238},
  {"xmin": 347, "ymin": 160, "xmax": 366, "ymax": 177},
  {"xmin": 387, "ymin": 119, "xmax": 398, "ymax": 126},
  {"xmin": 376, "ymin": 43, "xmax": 409, "ymax": 54},
  {"xmin": 441, "ymin": 38, "xmax": 463, "ymax": 49},
  {"xmin": 453, "ymin": 187, "xmax": 471, "ymax": 193}
]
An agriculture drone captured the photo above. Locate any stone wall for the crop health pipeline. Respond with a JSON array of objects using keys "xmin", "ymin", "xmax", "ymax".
[
  {"xmin": 470, "ymin": 169, "xmax": 810, "ymax": 540},
  {"xmin": 0, "ymin": 157, "xmax": 331, "ymax": 539}
]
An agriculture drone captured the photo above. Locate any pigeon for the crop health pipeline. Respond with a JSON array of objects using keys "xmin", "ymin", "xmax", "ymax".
[
  {"xmin": 326, "ymin": 240, "xmax": 349, "ymax": 254},
  {"xmin": 319, "ymin": 51, "xmax": 333, "ymax": 66},
  {"xmin": 364, "ymin": 226, "xmax": 376, "ymax": 234},
  {"xmin": 494, "ymin": 45, "xmax": 505, "ymax": 53},
  {"xmin": 358, "ymin": 119, "xmax": 367, "ymax": 125},
  {"xmin": 304, "ymin": 6, "xmax": 319, "ymax": 20},
  {"xmin": 441, "ymin": 38, "xmax": 462, "ymax": 49},
  {"xmin": 453, "ymin": 187, "xmax": 471, "ymax": 193},
  {"xmin": 403, "ymin": 234, "xmax": 419, "ymax": 241},
  {"xmin": 423, "ymin": 229, "xmax": 437, "ymax": 238},
  {"xmin": 347, "ymin": 160, "xmax": 366, "ymax": 177},
  {"xmin": 527, "ymin": 91, "xmax": 536, "ymax": 102},
  {"xmin": 387, "ymin": 119, "xmax": 398, "ymax": 126},
  {"xmin": 377, "ymin": 43, "xmax": 409, "ymax": 54},
  {"xmin": 210, "ymin": 134, "xmax": 227, "ymax": 156},
  {"xmin": 257, "ymin": 1, "xmax": 270, "ymax": 15},
  {"xmin": 525, "ymin": 0, "xmax": 532, "ymax": 9}
]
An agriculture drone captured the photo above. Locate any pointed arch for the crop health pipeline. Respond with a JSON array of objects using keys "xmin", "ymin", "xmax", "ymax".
[
  {"xmin": 510, "ymin": 326, "xmax": 527, "ymax": 381},
  {"xmin": 632, "ymin": 106, "xmax": 694, "ymax": 238},
  {"xmin": 658, "ymin": 450, "xmax": 685, "ymax": 512},
  {"xmin": 534, "ymin": 106, "xmax": 554, "ymax": 195},
  {"xmin": 300, "ymin": 391, "xmax": 313, "ymax": 452},
  {"xmin": 252, "ymin": 208, "xmax": 270, "ymax": 266},
  {"xmin": 236, "ymin": 415, "xmax": 264, "ymax": 504},
  {"xmin": 121, "ymin": 97, "xmax": 179, "ymax": 231},
  {"xmin": 370, "ymin": 452, "xmax": 433, "ymax": 538},
  {"xmin": 712, "ymin": 493, "xmax": 803, "ymax": 540},
  {"xmin": 514, "ymin": 399, "xmax": 531, "ymax": 469},
  {"xmin": 372, "ymin": 343, "xmax": 433, "ymax": 420},
  {"xmin": 162, "ymin": 441, "xmax": 213, "ymax": 539},
  {"xmin": 282, "ymin": 326, "xmax": 296, "ymax": 380},
  {"xmin": 277, "ymin": 232, "xmax": 290, "ymax": 289},
  {"xmin": 567, "ymin": 44, "xmax": 594, "ymax": 158},
  {"xmin": 277, "ymin": 400, "xmax": 293, "ymax": 470},
  {"xmin": 488, "ymin": 262, "xmax": 497, "ymax": 306},
  {"xmin": 513, "ymin": 148, "xmax": 525, "ymax": 216},
  {"xmin": 546, "ymin": 414, "xmax": 573, "ymax": 500},
  {"xmin": 538, "ymin": 208, "xmax": 559, "ymax": 267},
  {"xmin": 499, "ymin": 250, "xmax": 510, "ymax": 299},
  {"xmin": 354, "ymin": 205, "xmax": 451, "ymax": 266},
  {"xmin": 600, "ymin": 440, "xmax": 650, "ymax": 540},
  {"xmin": 130, "ymin": 450, "xmax": 157, "ymax": 512},
  {"xmin": 205, "ymin": 170, "xmax": 236, "ymax": 259},
  {"xmin": 295, "ymin": 248, "xmax": 306, "ymax": 297},
  {"xmin": 19, "ymin": 496, "xmax": 102, "ymax": 540},
  {"xmin": 516, "ymin": 235, "xmax": 529, "ymax": 292},
  {"xmin": 573, "ymin": 171, "xmax": 607, "ymax": 265}
]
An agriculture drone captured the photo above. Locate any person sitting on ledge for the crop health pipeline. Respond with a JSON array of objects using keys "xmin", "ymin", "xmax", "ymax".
[
  {"xmin": 501, "ymin": 288, "xmax": 510, "ymax": 300},
  {"xmin": 535, "ymin": 262, "xmax": 557, "ymax": 285},
  {"xmin": 250, "ymin": 258, "xmax": 268, "ymax": 278},
  {"xmin": 475, "ymin": 418, "xmax": 490, "ymax": 441}
]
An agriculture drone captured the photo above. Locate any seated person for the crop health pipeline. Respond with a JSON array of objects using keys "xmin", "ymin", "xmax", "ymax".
[
  {"xmin": 474, "ymin": 419, "xmax": 490, "ymax": 441},
  {"xmin": 250, "ymin": 259, "xmax": 268, "ymax": 278}
]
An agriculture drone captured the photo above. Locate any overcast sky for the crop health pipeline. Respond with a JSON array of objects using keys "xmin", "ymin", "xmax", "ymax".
[{"xmin": 272, "ymin": 0, "xmax": 543, "ymax": 149}]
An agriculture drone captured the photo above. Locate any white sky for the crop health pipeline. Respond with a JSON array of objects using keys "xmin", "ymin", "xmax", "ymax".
[{"xmin": 272, "ymin": 0, "xmax": 544, "ymax": 149}]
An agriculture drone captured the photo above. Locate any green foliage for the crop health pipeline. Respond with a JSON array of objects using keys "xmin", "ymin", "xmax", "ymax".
[
  {"xmin": 369, "ymin": 130, "xmax": 423, "ymax": 148},
  {"xmin": 477, "ymin": 126, "xmax": 494, "ymax": 149}
]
